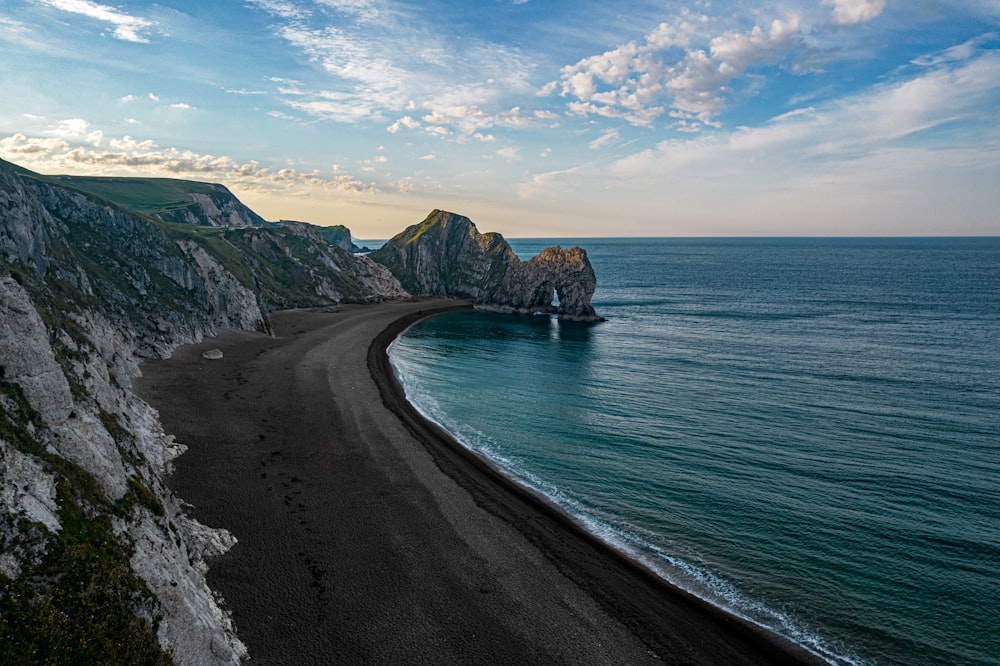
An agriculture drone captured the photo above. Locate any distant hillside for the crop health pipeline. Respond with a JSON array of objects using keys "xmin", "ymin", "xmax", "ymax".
[
  {"xmin": 280, "ymin": 220, "xmax": 367, "ymax": 253},
  {"xmin": 53, "ymin": 175, "xmax": 269, "ymax": 227},
  {"xmin": 54, "ymin": 176, "xmax": 371, "ymax": 253}
]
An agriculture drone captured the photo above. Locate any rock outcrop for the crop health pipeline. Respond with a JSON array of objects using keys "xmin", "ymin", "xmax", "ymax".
[
  {"xmin": 282, "ymin": 220, "xmax": 366, "ymax": 253},
  {"xmin": 369, "ymin": 210, "xmax": 602, "ymax": 321}
]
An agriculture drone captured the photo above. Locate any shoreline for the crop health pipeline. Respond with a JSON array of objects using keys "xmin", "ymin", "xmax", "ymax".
[
  {"xmin": 369, "ymin": 306, "xmax": 828, "ymax": 666},
  {"xmin": 138, "ymin": 299, "xmax": 827, "ymax": 664}
]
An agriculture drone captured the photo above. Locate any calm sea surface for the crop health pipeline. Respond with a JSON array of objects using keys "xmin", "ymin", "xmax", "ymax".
[{"xmin": 387, "ymin": 238, "xmax": 1000, "ymax": 666}]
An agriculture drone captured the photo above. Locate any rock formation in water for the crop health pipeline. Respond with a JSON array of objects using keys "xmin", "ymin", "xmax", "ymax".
[{"xmin": 369, "ymin": 209, "xmax": 602, "ymax": 321}]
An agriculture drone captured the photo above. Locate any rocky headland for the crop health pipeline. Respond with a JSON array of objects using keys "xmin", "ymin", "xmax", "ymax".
[{"xmin": 370, "ymin": 209, "xmax": 603, "ymax": 321}]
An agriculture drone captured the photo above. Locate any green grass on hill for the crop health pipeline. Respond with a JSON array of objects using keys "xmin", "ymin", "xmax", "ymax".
[{"xmin": 52, "ymin": 176, "xmax": 223, "ymax": 215}]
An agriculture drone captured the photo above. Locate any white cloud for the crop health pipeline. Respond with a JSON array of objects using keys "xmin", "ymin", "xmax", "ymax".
[
  {"xmin": 315, "ymin": 0, "xmax": 380, "ymax": 21},
  {"xmin": 37, "ymin": 0, "xmax": 155, "ymax": 43},
  {"xmin": 512, "ymin": 47, "xmax": 1000, "ymax": 233},
  {"xmin": 0, "ymin": 16, "xmax": 28, "ymax": 36},
  {"xmin": 671, "ymin": 14, "xmax": 801, "ymax": 120},
  {"xmin": 0, "ymin": 134, "xmax": 70, "ymax": 155},
  {"xmin": 255, "ymin": 3, "xmax": 538, "ymax": 133},
  {"xmin": 423, "ymin": 105, "xmax": 491, "ymax": 129},
  {"xmin": 419, "ymin": 153, "xmax": 436, "ymax": 160},
  {"xmin": 608, "ymin": 50, "xmax": 1000, "ymax": 185},
  {"xmin": 387, "ymin": 115, "xmax": 421, "ymax": 133},
  {"xmin": 824, "ymin": 0, "xmax": 887, "ymax": 26},
  {"xmin": 589, "ymin": 128, "xmax": 621, "ymax": 150},
  {"xmin": 109, "ymin": 135, "xmax": 155, "ymax": 151},
  {"xmin": 911, "ymin": 33, "xmax": 997, "ymax": 68},
  {"xmin": 425, "ymin": 126, "xmax": 450, "ymax": 137},
  {"xmin": 287, "ymin": 95, "xmax": 375, "ymax": 123},
  {"xmin": 551, "ymin": 11, "xmax": 804, "ymax": 126},
  {"xmin": 517, "ymin": 166, "xmax": 584, "ymax": 201},
  {"xmin": 247, "ymin": 0, "xmax": 310, "ymax": 20},
  {"xmin": 0, "ymin": 128, "xmax": 380, "ymax": 194},
  {"xmin": 226, "ymin": 88, "xmax": 268, "ymax": 96},
  {"xmin": 168, "ymin": 103, "xmax": 194, "ymax": 110},
  {"xmin": 44, "ymin": 118, "xmax": 104, "ymax": 146},
  {"xmin": 554, "ymin": 5, "xmax": 967, "ymax": 130},
  {"xmin": 275, "ymin": 25, "xmax": 414, "ymax": 120},
  {"xmin": 496, "ymin": 146, "xmax": 519, "ymax": 160},
  {"xmin": 418, "ymin": 103, "xmax": 542, "ymax": 136}
]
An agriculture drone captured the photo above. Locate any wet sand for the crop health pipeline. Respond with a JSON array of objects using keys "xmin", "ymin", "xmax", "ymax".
[{"xmin": 137, "ymin": 299, "xmax": 825, "ymax": 665}]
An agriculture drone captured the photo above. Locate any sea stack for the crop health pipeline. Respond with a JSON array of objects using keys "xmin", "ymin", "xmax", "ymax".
[{"xmin": 369, "ymin": 210, "xmax": 602, "ymax": 322}]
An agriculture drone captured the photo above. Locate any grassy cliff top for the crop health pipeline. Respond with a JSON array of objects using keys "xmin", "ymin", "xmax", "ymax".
[{"xmin": 50, "ymin": 175, "xmax": 227, "ymax": 215}]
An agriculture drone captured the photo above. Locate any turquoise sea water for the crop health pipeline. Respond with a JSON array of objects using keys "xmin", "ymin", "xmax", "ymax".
[{"xmin": 387, "ymin": 238, "xmax": 1000, "ymax": 666}]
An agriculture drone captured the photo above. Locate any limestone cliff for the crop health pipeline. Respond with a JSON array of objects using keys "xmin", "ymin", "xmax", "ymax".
[
  {"xmin": 369, "ymin": 210, "xmax": 602, "ymax": 321},
  {"xmin": 0, "ymin": 158, "xmax": 408, "ymax": 664}
]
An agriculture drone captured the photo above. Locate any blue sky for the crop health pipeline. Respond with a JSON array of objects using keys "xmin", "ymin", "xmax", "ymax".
[{"xmin": 1, "ymin": 1, "xmax": 998, "ymax": 237}]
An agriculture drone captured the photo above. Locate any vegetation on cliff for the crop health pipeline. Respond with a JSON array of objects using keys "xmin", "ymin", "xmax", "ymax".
[{"xmin": 0, "ymin": 383, "xmax": 171, "ymax": 665}]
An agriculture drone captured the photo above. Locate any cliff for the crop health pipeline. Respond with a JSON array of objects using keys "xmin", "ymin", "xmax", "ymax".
[
  {"xmin": 0, "ymin": 158, "xmax": 407, "ymax": 664},
  {"xmin": 368, "ymin": 210, "xmax": 602, "ymax": 322},
  {"xmin": 283, "ymin": 221, "xmax": 367, "ymax": 253}
]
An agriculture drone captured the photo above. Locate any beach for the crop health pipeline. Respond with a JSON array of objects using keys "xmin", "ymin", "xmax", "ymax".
[{"xmin": 137, "ymin": 299, "xmax": 825, "ymax": 665}]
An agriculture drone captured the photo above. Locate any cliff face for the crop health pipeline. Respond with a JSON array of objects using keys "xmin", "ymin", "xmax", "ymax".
[
  {"xmin": 284, "ymin": 221, "xmax": 365, "ymax": 253},
  {"xmin": 369, "ymin": 210, "xmax": 602, "ymax": 322},
  {"xmin": 0, "ymin": 159, "xmax": 409, "ymax": 664}
]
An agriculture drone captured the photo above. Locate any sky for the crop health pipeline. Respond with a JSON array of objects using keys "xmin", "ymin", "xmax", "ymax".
[{"xmin": 1, "ymin": 1, "xmax": 999, "ymax": 238}]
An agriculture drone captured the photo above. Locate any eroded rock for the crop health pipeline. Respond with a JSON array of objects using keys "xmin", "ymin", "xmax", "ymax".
[{"xmin": 369, "ymin": 210, "xmax": 602, "ymax": 321}]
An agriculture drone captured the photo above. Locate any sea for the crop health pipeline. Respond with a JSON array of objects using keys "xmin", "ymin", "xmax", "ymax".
[{"xmin": 386, "ymin": 237, "xmax": 1000, "ymax": 666}]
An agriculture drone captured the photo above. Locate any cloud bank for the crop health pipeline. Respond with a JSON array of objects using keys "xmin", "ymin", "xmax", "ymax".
[{"xmin": 37, "ymin": 0, "xmax": 156, "ymax": 43}]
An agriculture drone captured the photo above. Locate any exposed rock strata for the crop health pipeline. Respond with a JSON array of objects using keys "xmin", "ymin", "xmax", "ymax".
[
  {"xmin": 0, "ymin": 276, "xmax": 247, "ymax": 664},
  {"xmin": 369, "ymin": 210, "xmax": 602, "ymax": 321}
]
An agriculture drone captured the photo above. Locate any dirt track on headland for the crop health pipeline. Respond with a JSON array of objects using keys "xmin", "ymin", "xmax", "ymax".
[{"xmin": 138, "ymin": 299, "xmax": 824, "ymax": 665}]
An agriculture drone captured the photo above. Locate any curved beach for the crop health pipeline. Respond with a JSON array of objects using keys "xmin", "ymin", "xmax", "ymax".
[{"xmin": 137, "ymin": 300, "xmax": 825, "ymax": 665}]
